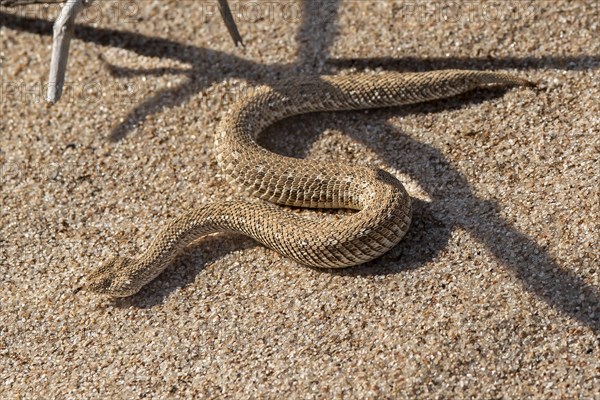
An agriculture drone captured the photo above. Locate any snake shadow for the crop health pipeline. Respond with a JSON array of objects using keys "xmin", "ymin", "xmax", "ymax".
[
  {"xmin": 2, "ymin": 4, "xmax": 598, "ymax": 329},
  {"xmin": 114, "ymin": 233, "xmax": 259, "ymax": 309},
  {"xmin": 258, "ymin": 88, "xmax": 599, "ymax": 332}
]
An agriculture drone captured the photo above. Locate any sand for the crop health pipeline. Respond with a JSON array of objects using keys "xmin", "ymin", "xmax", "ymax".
[{"xmin": 0, "ymin": 0, "xmax": 598, "ymax": 398}]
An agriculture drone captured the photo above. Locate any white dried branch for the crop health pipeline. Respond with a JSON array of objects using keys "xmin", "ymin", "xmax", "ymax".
[
  {"xmin": 2, "ymin": 0, "xmax": 244, "ymax": 103},
  {"xmin": 46, "ymin": 0, "xmax": 86, "ymax": 103}
]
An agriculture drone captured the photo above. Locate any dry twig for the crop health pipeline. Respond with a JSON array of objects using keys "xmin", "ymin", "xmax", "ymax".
[
  {"xmin": 46, "ymin": 0, "xmax": 85, "ymax": 103},
  {"xmin": 1, "ymin": 0, "xmax": 244, "ymax": 103}
]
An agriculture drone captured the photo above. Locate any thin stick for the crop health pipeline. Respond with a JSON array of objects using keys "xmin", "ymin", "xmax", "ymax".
[
  {"xmin": 218, "ymin": 0, "xmax": 244, "ymax": 47},
  {"xmin": 46, "ymin": 0, "xmax": 85, "ymax": 103}
]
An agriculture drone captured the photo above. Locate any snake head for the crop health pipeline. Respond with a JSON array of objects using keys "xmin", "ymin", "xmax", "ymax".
[{"xmin": 79, "ymin": 256, "xmax": 141, "ymax": 297}]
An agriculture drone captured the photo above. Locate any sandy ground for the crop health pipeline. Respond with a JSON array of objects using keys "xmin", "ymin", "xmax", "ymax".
[{"xmin": 1, "ymin": 0, "xmax": 598, "ymax": 398}]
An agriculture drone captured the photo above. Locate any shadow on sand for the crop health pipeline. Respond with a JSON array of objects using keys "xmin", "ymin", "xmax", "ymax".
[{"xmin": 2, "ymin": 2, "xmax": 597, "ymax": 330}]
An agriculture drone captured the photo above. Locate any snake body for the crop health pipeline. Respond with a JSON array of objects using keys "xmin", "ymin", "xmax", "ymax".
[{"xmin": 83, "ymin": 70, "xmax": 532, "ymax": 297}]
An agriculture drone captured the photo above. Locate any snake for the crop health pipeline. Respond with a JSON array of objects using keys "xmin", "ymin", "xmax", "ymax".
[{"xmin": 80, "ymin": 70, "xmax": 533, "ymax": 297}]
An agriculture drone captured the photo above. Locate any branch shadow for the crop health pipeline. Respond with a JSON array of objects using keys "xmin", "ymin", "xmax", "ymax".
[
  {"xmin": 293, "ymin": 0, "xmax": 341, "ymax": 74},
  {"xmin": 326, "ymin": 55, "xmax": 600, "ymax": 72},
  {"xmin": 2, "ymin": 5, "xmax": 598, "ymax": 329},
  {"xmin": 2, "ymin": 9, "xmax": 597, "ymax": 141}
]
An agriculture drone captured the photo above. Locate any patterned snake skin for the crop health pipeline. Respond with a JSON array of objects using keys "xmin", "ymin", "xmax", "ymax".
[{"xmin": 81, "ymin": 70, "xmax": 532, "ymax": 297}]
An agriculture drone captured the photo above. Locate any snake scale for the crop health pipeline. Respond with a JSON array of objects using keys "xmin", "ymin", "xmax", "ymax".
[{"xmin": 81, "ymin": 70, "xmax": 532, "ymax": 297}]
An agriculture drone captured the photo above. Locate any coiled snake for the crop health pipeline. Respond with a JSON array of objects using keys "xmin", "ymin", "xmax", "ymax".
[{"xmin": 80, "ymin": 70, "xmax": 532, "ymax": 297}]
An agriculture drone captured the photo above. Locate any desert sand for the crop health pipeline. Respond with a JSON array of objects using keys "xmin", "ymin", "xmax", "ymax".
[{"xmin": 1, "ymin": 1, "xmax": 598, "ymax": 398}]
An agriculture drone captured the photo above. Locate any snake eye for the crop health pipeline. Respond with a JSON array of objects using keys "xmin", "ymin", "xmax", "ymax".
[
  {"xmin": 82, "ymin": 258, "xmax": 121, "ymax": 294},
  {"xmin": 84, "ymin": 274, "xmax": 115, "ymax": 294}
]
